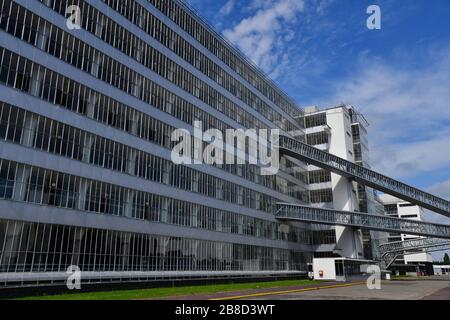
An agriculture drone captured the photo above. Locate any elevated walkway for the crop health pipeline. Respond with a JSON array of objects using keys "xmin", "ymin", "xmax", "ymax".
[
  {"xmin": 379, "ymin": 238, "xmax": 450, "ymax": 254},
  {"xmin": 378, "ymin": 238, "xmax": 450, "ymax": 268},
  {"xmin": 275, "ymin": 203, "xmax": 450, "ymax": 239},
  {"xmin": 279, "ymin": 136, "xmax": 450, "ymax": 217},
  {"xmin": 379, "ymin": 239, "xmax": 450, "ymax": 269}
]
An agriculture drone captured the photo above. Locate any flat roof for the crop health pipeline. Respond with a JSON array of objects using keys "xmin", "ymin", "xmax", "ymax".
[
  {"xmin": 313, "ymin": 257, "xmax": 376, "ymax": 263},
  {"xmin": 433, "ymin": 265, "xmax": 450, "ymax": 268}
]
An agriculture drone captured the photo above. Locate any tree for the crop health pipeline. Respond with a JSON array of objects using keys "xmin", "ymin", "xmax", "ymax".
[{"xmin": 444, "ymin": 253, "xmax": 450, "ymax": 264}]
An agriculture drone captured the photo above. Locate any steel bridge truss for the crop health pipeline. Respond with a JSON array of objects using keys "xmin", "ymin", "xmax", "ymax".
[
  {"xmin": 278, "ymin": 136, "xmax": 450, "ymax": 217},
  {"xmin": 378, "ymin": 238, "xmax": 450, "ymax": 268},
  {"xmin": 379, "ymin": 238, "xmax": 450, "ymax": 254},
  {"xmin": 275, "ymin": 204, "xmax": 450, "ymax": 239},
  {"xmin": 380, "ymin": 242, "xmax": 450, "ymax": 269}
]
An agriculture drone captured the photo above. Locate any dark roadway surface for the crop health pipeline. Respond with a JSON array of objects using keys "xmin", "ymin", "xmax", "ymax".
[{"xmin": 153, "ymin": 276, "xmax": 450, "ymax": 300}]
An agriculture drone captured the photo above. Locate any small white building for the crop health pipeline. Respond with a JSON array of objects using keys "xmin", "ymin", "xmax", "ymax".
[
  {"xmin": 378, "ymin": 194, "xmax": 433, "ymax": 265},
  {"xmin": 433, "ymin": 265, "xmax": 450, "ymax": 275},
  {"xmin": 312, "ymin": 257, "xmax": 378, "ymax": 282}
]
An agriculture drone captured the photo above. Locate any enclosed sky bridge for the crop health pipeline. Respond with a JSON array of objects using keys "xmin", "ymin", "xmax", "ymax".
[
  {"xmin": 378, "ymin": 237, "xmax": 450, "ymax": 254},
  {"xmin": 278, "ymin": 136, "xmax": 450, "ymax": 217},
  {"xmin": 378, "ymin": 238, "xmax": 450, "ymax": 268},
  {"xmin": 275, "ymin": 204, "xmax": 450, "ymax": 239}
]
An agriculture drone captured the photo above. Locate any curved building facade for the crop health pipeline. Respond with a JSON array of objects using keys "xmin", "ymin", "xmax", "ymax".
[{"xmin": 0, "ymin": 0, "xmax": 336, "ymax": 286}]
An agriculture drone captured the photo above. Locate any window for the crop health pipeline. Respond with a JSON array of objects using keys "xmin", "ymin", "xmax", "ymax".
[
  {"xmin": 308, "ymin": 170, "xmax": 332, "ymax": 184},
  {"xmin": 306, "ymin": 132, "xmax": 329, "ymax": 146},
  {"xmin": 399, "ymin": 203, "xmax": 415, "ymax": 208},
  {"xmin": 384, "ymin": 204, "xmax": 398, "ymax": 215},
  {"xmin": 0, "ymin": 46, "xmax": 300, "ymax": 199},
  {"xmin": 305, "ymin": 113, "xmax": 327, "ymax": 128},
  {"xmin": 310, "ymin": 189, "xmax": 333, "ymax": 203},
  {"xmin": 401, "ymin": 214, "xmax": 418, "ymax": 218},
  {"xmin": 0, "ymin": 218, "xmax": 309, "ymax": 273}
]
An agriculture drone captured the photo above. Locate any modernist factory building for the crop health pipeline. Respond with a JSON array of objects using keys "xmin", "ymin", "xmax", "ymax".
[{"xmin": 0, "ymin": 0, "xmax": 438, "ymax": 287}]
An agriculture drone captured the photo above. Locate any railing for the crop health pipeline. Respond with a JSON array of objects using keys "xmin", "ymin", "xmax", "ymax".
[
  {"xmin": 381, "ymin": 252, "xmax": 400, "ymax": 269},
  {"xmin": 275, "ymin": 204, "xmax": 450, "ymax": 239},
  {"xmin": 278, "ymin": 136, "xmax": 450, "ymax": 217},
  {"xmin": 380, "ymin": 242, "xmax": 450, "ymax": 269},
  {"xmin": 379, "ymin": 238, "xmax": 450, "ymax": 254}
]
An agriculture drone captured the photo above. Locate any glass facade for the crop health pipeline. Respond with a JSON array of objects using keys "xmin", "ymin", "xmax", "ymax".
[
  {"xmin": 0, "ymin": 0, "xmax": 336, "ymax": 285},
  {"xmin": 0, "ymin": 158, "xmax": 322, "ymax": 243},
  {"xmin": 0, "ymin": 219, "xmax": 308, "ymax": 273}
]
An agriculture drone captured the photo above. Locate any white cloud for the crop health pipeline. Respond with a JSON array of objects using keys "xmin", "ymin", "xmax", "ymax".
[
  {"xmin": 428, "ymin": 179, "xmax": 450, "ymax": 201},
  {"xmin": 315, "ymin": 0, "xmax": 334, "ymax": 14},
  {"xmin": 371, "ymin": 136, "xmax": 450, "ymax": 179},
  {"xmin": 222, "ymin": 0, "xmax": 305, "ymax": 75},
  {"xmin": 218, "ymin": 0, "xmax": 235, "ymax": 17},
  {"xmin": 323, "ymin": 46, "xmax": 450, "ymax": 179}
]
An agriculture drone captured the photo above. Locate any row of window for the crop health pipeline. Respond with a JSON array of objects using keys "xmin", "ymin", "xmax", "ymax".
[
  {"xmin": 0, "ymin": 159, "xmax": 324, "ymax": 245},
  {"xmin": 0, "ymin": 0, "xmax": 252, "ymax": 133},
  {"xmin": 353, "ymin": 143, "xmax": 362, "ymax": 162},
  {"xmin": 283, "ymin": 158, "xmax": 308, "ymax": 185},
  {"xmin": 305, "ymin": 113, "xmax": 327, "ymax": 129},
  {"xmin": 37, "ymin": 0, "xmax": 302, "ymax": 133},
  {"xmin": 400, "ymin": 214, "xmax": 418, "ymax": 219},
  {"xmin": 351, "ymin": 124, "xmax": 361, "ymax": 143},
  {"xmin": 0, "ymin": 1, "xmax": 304, "ymax": 197},
  {"xmin": 0, "ymin": 1, "xmax": 307, "ymax": 189},
  {"xmin": 0, "ymin": 47, "xmax": 308, "ymax": 198},
  {"xmin": 384, "ymin": 204, "xmax": 398, "ymax": 215},
  {"xmin": 0, "ymin": 102, "xmax": 293, "ymax": 212},
  {"xmin": 108, "ymin": 0, "xmax": 302, "ymax": 120},
  {"xmin": 308, "ymin": 170, "xmax": 332, "ymax": 185},
  {"xmin": 306, "ymin": 131, "xmax": 329, "ymax": 146},
  {"xmin": 357, "ymin": 184, "xmax": 367, "ymax": 203},
  {"xmin": 310, "ymin": 189, "xmax": 333, "ymax": 204},
  {"xmin": 0, "ymin": 219, "xmax": 309, "ymax": 273},
  {"xmin": 352, "ymin": 125, "xmax": 368, "ymax": 150},
  {"xmin": 4, "ymin": 0, "xmax": 297, "ymax": 138}
]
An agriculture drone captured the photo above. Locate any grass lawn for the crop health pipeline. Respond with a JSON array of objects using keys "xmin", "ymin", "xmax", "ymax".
[{"xmin": 18, "ymin": 279, "xmax": 321, "ymax": 300}]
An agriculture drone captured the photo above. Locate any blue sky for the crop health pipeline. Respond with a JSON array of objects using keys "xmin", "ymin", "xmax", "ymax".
[{"xmin": 185, "ymin": 0, "xmax": 450, "ymax": 260}]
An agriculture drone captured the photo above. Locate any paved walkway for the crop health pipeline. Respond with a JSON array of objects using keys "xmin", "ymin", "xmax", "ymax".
[
  {"xmin": 422, "ymin": 285, "xmax": 450, "ymax": 300},
  {"xmin": 153, "ymin": 281, "xmax": 365, "ymax": 300},
  {"xmin": 244, "ymin": 280, "xmax": 450, "ymax": 300},
  {"xmin": 153, "ymin": 278, "xmax": 450, "ymax": 300},
  {"xmin": 154, "ymin": 281, "xmax": 343, "ymax": 300}
]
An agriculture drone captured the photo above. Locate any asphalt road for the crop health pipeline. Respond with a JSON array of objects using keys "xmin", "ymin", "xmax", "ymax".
[
  {"xmin": 242, "ymin": 279, "xmax": 450, "ymax": 300},
  {"xmin": 157, "ymin": 277, "xmax": 450, "ymax": 300}
]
